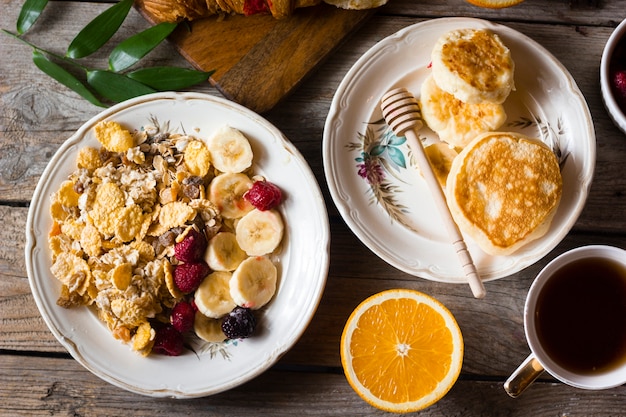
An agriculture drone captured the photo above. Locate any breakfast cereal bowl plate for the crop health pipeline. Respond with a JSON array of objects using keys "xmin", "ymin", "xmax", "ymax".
[
  {"xmin": 25, "ymin": 91, "xmax": 330, "ymax": 398},
  {"xmin": 323, "ymin": 17, "xmax": 595, "ymax": 282}
]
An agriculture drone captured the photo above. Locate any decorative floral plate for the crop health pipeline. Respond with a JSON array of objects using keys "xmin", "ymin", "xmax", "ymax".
[
  {"xmin": 25, "ymin": 92, "xmax": 330, "ymax": 397},
  {"xmin": 323, "ymin": 17, "xmax": 595, "ymax": 282}
]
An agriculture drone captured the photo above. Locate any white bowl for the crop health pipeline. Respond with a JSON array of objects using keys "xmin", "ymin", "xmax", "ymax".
[
  {"xmin": 25, "ymin": 92, "xmax": 330, "ymax": 398},
  {"xmin": 600, "ymin": 18, "xmax": 626, "ymax": 135}
]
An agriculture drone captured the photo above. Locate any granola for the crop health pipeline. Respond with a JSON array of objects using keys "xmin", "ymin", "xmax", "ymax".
[{"xmin": 49, "ymin": 118, "xmax": 222, "ymax": 356}]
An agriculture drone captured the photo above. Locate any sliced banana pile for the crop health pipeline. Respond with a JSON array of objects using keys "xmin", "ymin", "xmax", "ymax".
[{"xmin": 193, "ymin": 125, "xmax": 284, "ymax": 342}]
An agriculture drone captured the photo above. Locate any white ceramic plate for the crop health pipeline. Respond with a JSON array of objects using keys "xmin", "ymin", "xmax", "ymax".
[
  {"xmin": 323, "ymin": 17, "xmax": 595, "ymax": 282},
  {"xmin": 25, "ymin": 92, "xmax": 330, "ymax": 398}
]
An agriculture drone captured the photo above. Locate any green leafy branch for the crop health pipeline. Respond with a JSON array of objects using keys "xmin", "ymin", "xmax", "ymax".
[{"xmin": 3, "ymin": 0, "xmax": 215, "ymax": 107}]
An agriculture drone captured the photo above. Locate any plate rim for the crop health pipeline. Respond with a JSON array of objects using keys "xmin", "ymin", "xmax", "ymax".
[{"xmin": 25, "ymin": 91, "xmax": 331, "ymax": 398}]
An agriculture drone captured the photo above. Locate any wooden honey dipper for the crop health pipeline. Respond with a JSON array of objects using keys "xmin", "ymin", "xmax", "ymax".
[{"xmin": 381, "ymin": 87, "xmax": 486, "ymax": 299}]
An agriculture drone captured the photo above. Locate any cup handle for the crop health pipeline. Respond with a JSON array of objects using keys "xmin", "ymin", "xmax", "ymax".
[{"xmin": 503, "ymin": 354, "xmax": 545, "ymax": 398}]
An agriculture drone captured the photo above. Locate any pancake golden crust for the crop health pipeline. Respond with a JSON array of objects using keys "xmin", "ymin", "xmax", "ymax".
[
  {"xmin": 446, "ymin": 132, "xmax": 562, "ymax": 256},
  {"xmin": 420, "ymin": 74, "xmax": 507, "ymax": 148},
  {"xmin": 431, "ymin": 28, "xmax": 515, "ymax": 104}
]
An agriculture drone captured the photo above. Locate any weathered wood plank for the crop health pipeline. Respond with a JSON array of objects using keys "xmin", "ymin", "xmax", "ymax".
[{"xmin": 1, "ymin": 354, "xmax": 626, "ymax": 416}]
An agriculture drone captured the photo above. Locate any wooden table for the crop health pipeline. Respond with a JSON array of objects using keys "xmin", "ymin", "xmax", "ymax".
[{"xmin": 1, "ymin": 0, "xmax": 626, "ymax": 415}]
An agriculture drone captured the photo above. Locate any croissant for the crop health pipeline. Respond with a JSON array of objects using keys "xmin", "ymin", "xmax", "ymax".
[{"xmin": 142, "ymin": 0, "xmax": 327, "ymax": 22}]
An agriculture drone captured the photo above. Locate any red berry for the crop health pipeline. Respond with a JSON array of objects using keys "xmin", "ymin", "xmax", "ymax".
[
  {"xmin": 174, "ymin": 229, "xmax": 207, "ymax": 263},
  {"xmin": 244, "ymin": 180, "xmax": 282, "ymax": 211},
  {"xmin": 173, "ymin": 261, "xmax": 210, "ymax": 293},
  {"xmin": 171, "ymin": 301, "xmax": 195, "ymax": 333},
  {"xmin": 612, "ymin": 70, "xmax": 626, "ymax": 98},
  {"xmin": 152, "ymin": 324, "xmax": 185, "ymax": 356}
]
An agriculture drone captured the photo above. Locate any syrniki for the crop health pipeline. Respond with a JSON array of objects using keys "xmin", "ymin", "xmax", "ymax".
[
  {"xmin": 420, "ymin": 74, "xmax": 507, "ymax": 148},
  {"xmin": 430, "ymin": 28, "xmax": 515, "ymax": 105},
  {"xmin": 446, "ymin": 132, "xmax": 562, "ymax": 256}
]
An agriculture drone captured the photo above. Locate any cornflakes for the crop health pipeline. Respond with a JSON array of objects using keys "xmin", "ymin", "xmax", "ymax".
[
  {"xmin": 94, "ymin": 121, "xmax": 135, "ymax": 152},
  {"xmin": 184, "ymin": 139, "xmax": 212, "ymax": 177},
  {"xmin": 49, "ymin": 119, "xmax": 222, "ymax": 355},
  {"xmin": 77, "ymin": 147, "xmax": 102, "ymax": 171}
]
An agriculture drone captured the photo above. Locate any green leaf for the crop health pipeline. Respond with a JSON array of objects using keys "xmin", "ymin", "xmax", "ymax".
[
  {"xmin": 127, "ymin": 66, "xmax": 214, "ymax": 91},
  {"xmin": 87, "ymin": 69, "xmax": 156, "ymax": 103},
  {"xmin": 32, "ymin": 50, "xmax": 105, "ymax": 107},
  {"xmin": 109, "ymin": 22, "xmax": 178, "ymax": 72},
  {"xmin": 66, "ymin": 0, "xmax": 133, "ymax": 59},
  {"xmin": 16, "ymin": 0, "xmax": 48, "ymax": 35}
]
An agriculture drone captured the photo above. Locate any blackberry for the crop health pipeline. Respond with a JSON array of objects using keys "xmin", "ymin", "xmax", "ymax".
[{"xmin": 221, "ymin": 307, "xmax": 257, "ymax": 339}]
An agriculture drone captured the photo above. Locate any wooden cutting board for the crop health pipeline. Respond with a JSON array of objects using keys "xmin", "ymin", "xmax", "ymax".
[{"xmin": 136, "ymin": 3, "xmax": 374, "ymax": 113}]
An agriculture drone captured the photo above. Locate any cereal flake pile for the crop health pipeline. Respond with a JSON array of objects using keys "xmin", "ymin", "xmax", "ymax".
[{"xmin": 48, "ymin": 118, "xmax": 284, "ymax": 356}]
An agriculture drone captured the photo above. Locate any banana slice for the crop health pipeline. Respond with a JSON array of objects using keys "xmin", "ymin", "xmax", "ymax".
[
  {"xmin": 208, "ymin": 172, "xmax": 254, "ymax": 219},
  {"xmin": 194, "ymin": 311, "xmax": 225, "ymax": 343},
  {"xmin": 230, "ymin": 256, "xmax": 277, "ymax": 309},
  {"xmin": 205, "ymin": 232, "xmax": 248, "ymax": 272},
  {"xmin": 194, "ymin": 271, "xmax": 236, "ymax": 319},
  {"xmin": 235, "ymin": 209, "xmax": 284, "ymax": 256},
  {"xmin": 206, "ymin": 125, "xmax": 254, "ymax": 173}
]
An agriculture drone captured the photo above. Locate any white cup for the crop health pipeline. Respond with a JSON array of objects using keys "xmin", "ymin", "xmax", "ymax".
[{"xmin": 504, "ymin": 245, "xmax": 626, "ymax": 397}]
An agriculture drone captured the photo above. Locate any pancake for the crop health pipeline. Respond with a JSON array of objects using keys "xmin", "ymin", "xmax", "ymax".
[
  {"xmin": 431, "ymin": 28, "xmax": 515, "ymax": 104},
  {"xmin": 424, "ymin": 142, "xmax": 458, "ymax": 188},
  {"xmin": 420, "ymin": 74, "xmax": 507, "ymax": 148},
  {"xmin": 446, "ymin": 132, "xmax": 562, "ymax": 256}
]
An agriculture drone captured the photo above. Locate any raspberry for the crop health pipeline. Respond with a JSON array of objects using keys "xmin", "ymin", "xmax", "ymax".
[
  {"xmin": 171, "ymin": 301, "xmax": 195, "ymax": 333},
  {"xmin": 221, "ymin": 307, "xmax": 257, "ymax": 339},
  {"xmin": 612, "ymin": 70, "xmax": 626, "ymax": 103},
  {"xmin": 244, "ymin": 180, "xmax": 282, "ymax": 211},
  {"xmin": 174, "ymin": 261, "xmax": 210, "ymax": 293},
  {"xmin": 152, "ymin": 324, "xmax": 185, "ymax": 356},
  {"xmin": 174, "ymin": 229, "xmax": 207, "ymax": 263}
]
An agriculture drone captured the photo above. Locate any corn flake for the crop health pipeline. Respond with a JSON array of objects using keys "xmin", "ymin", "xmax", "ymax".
[
  {"xmin": 114, "ymin": 204, "xmax": 144, "ymax": 243},
  {"xmin": 111, "ymin": 262, "xmax": 133, "ymax": 291},
  {"xmin": 94, "ymin": 121, "xmax": 134, "ymax": 153},
  {"xmin": 56, "ymin": 180, "xmax": 80, "ymax": 207},
  {"xmin": 132, "ymin": 321, "xmax": 155, "ymax": 353},
  {"xmin": 77, "ymin": 147, "xmax": 102, "ymax": 171},
  {"xmin": 159, "ymin": 201, "xmax": 196, "ymax": 229},
  {"xmin": 80, "ymin": 223, "xmax": 102, "ymax": 258},
  {"xmin": 184, "ymin": 140, "xmax": 212, "ymax": 177}
]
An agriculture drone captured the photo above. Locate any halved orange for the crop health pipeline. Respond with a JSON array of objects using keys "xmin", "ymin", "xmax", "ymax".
[
  {"xmin": 340, "ymin": 289, "xmax": 463, "ymax": 413},
  {"xmin": 465, "ymin": 0, "xmax": 524, "ymax": 8}
]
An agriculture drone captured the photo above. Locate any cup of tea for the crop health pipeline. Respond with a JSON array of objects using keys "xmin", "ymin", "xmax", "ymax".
[{"xmin": 504, "ymin": 245, "xmax": 626, "ymax": 397}]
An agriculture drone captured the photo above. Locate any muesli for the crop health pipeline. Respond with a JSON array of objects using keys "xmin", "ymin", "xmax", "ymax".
[{"xmin": 48, "ymin": 118, "xmax": 283, "ymax": 356}]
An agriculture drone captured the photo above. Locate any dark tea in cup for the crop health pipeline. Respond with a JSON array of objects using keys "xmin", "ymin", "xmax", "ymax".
[
  {"xmin": 505, "ymin": 246, "xmax": 626, "ymax": 397},
  {"xmin": 534, "ymin": 256, "xmax": 626, "ymax": 375}
]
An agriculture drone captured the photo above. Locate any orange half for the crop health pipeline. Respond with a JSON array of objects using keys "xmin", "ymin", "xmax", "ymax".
[{"xmin": 340, "ymin": 289, "xmax": 463, "ymax": 413}]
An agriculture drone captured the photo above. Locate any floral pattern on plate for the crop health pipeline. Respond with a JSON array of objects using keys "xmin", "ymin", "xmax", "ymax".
[{"xmin": 347, "ymin": 105, "xmax": 570, "ymax": 235}]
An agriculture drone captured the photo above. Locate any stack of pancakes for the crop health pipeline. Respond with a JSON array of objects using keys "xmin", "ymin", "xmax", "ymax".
[{"xmin": 419, "ymin": 28, "xmax": 562, "ymax": 256}]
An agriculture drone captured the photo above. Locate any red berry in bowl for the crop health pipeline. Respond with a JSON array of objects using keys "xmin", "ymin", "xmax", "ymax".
[
  {"xmin": 174, "ymin": 229, "xmax": 207, "ymax": 263},
  {"xmin": 171, "ymin": 301, "xmax": 195, "ymax": 333},
  {"xmin": 174, "ymin": 261, "xmax": 210, "ymax": 294},
  {"xmin": 152, "ymin": 324, "xmax": 185, "ymax": 356},
  {"xmin": 612, "ymin": 70, "xmax": 626, "ymax": 105},
  {"xmin": 244, "ymin": 180, "xmax": 282, "ymax": 211}
]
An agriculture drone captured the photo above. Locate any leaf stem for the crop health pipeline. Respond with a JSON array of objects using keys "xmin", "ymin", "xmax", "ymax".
[{"xmin": 2, "ymin": 28, "xmax": 90, "ymax": 71}]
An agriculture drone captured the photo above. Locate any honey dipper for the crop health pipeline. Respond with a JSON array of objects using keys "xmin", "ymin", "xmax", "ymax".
[{"xmin": 381, "ymin": 87, "xmax": 486, "ymax": 299}]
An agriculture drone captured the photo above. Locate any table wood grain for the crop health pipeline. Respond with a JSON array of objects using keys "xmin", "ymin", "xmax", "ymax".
[{"xmin": 1, "ymin": 0, "xmax": 625, "ymax": 415}]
